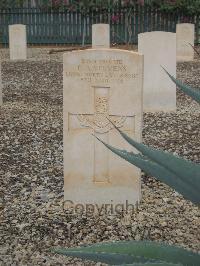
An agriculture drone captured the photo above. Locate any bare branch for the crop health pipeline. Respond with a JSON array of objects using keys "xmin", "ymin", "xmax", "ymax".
[{"xmin": 48, "ymin": 46, "xmax": 91, "ymax": 54}]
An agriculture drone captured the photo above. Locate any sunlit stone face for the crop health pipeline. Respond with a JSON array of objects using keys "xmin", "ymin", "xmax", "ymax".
[
  {"xmin": 9, "ymin": 24, "xmax": 27, "ymax": 60},
  {"xmin": 63, "ymin": 48, "xmax": 143, "ymax": 207}
]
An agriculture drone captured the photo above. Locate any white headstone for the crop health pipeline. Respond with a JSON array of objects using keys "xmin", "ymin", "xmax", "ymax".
[
  {"xmin": 63, "ymin": 49, "xmax": 143, "ymax": 208},
  {"xmin": 0, "ymin": 61, "xmax": 2, "ymax": 106},
  {"xmin": 176, "ymin": 23, "xmax": 195, "ymax": 62},
  {"xmin": 138, "ymin": 31, "xmax": 176, "ymax": 112},
  {"xmin": 92, "ymin": 24, "xmax": 110, "ymax": 48},
  {"xmin": 9, "ymin": 24, "xmax": 27, "ymax": 60}
]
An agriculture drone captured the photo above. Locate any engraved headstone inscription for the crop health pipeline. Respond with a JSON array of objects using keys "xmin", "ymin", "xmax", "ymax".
[{"xmin": 63, "ymin": 49, "xmax": 143, "ymax": 207}]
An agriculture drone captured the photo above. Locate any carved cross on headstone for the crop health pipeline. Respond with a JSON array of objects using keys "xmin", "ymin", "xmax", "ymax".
[{"xmin": 69, "ymin": 85, "xmax": 129, "ymax": 183}]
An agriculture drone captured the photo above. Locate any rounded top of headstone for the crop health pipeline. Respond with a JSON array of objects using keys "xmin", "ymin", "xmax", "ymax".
[
  {"xmin": 177, "ymin": 23, "xmax": 194, "ymax": 26},
  {"xmin": 92, "ymin": 23, "xmax": 110, "ymax": 26},
  {"xmin": 176, "ymin": 23, "xmax": 195, "ymax": 30},
  {"xmin": 63, "ymin": 48, "xmax": 143, "ymax": 58},
  {"xmin": 138, "ymin": 31, "xmax": 175, "ymax": 37},
  {"xmin": 138, "ymin": 31, "xmax": 176, "ymax": 44},
  {"xmin": 9, "ymin": 24, "xmax": 26, "ymax": 28}
]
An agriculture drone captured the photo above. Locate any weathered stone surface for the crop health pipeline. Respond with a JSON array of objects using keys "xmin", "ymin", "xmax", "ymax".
[
  {"xmin": 138, "ymin": 31, "xmax": 176, "ymax": 112},
  {"xmin": 92, "ymin": 24, "xmax": 110, "ymax": 48},
  {"xmin": 9, "ymin": 24, "xmax": 27, "ymax": 60},
  {"xmin": 63, "ymin": 48, "xmax": 143, "ymax": 206},
  {"xmin": 176, "ymin": 23, "xmax": 195, "ymax": 62}
]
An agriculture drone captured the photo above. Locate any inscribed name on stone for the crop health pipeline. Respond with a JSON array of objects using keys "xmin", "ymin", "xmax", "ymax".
[
  {"xmin": 138, "ymin": 31, "xmax": 176, "ymax": 112},
  {"xmin": 63, "ymin": 49, "xmax": 143, "ymax": 206},
  {"xmin": 9, "ymin": 24, "xmax": 27, "ymax": 60},
  {"xmin": 176, "ymin": 23, "xmax": 195, "ymax": 62},
  {"xmin": 92, "ymin": 24, "xmax": 110, "ymax": 48}
]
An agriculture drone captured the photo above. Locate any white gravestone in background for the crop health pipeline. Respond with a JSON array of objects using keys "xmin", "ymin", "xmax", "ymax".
[
  {"xmin": 9, "ymin": 24, "xmax": 27, "ymax": 60},
  {"xmin": 92, "ymin": 24, "xmax": 110, "ymax": 48},
  {"xmin": 138, "ymin": 31, "xmax": 176, "ymax": 112},
  {"xmin": 176, "ymin": 23, "xmax": 195, "ymax": 62},
  {"xmin": 0, "ymin": 61, "xmax": 2, "ymax": 106},
  {"xmin": 63, "ymin": 49, "xmax": 143, "ymax": 207}
]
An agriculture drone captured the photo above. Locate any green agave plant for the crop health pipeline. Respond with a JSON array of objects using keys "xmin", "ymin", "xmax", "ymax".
[
  {"xmin": 92, "ymin": 69, "xmax": 200, "ymax": 205},
  {"xmin": 188, "ymin": 43, "xmax": 200, "ymax": 58},
  {"xmin": 53, "ymin": 240, "xmax": 200, "ymax": 265},
  {"xmin": 53, "ymin": 69, "xmax": 200, "ymax": 265},
  {"xmin": 162, "ymin": 67, "xmax": 200, "ymax": 104},
  {"xmin": 94, "ymin": 119, "xmax": 200, "ymax": 205}
]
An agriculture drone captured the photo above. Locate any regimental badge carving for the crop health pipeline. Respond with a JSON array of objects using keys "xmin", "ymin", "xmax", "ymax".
[
  {"xmin": 77, "ymin": 113, "xmax": 127, "ymax": 134},
  {"xmin": 76, "ymin": 89, "xmax": 127, "ymax": 134}
]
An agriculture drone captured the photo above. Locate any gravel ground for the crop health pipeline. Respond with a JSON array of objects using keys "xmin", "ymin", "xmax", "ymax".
[{"xmin": 0, "ymin": 47, "xmax": 200, "ymax": 265}]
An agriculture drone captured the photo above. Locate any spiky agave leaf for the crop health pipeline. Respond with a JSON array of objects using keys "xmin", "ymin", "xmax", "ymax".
[
  {"xmin": 52, "ymin": 241, "xmax": 200, "ymax": 265},
  {"xmin": 162, "ymin": 67, "xmax": 200, "ymax": 104},
  {"xmin": 107, "ymin": 120, "xmax": 200, "ymax": 193},
  {"xmin": 52, "ymin": 249, "xmax": 157, "ymax": 265},
  {"xmin": 94, "ymin": 135, "xmax": 200, "ymax": 204},
  {"xmin": 121, "ymin": 264, "xmax": 181, "ymax": 266},
  {"xmin": 188, "ymin": 43, "xmax": 200, "ymax": 57}
]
